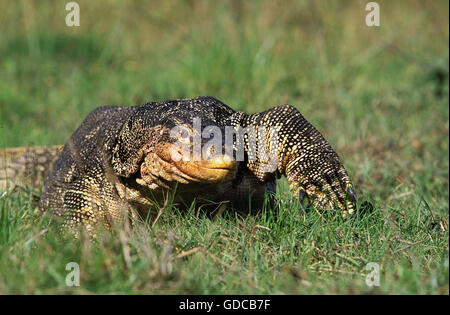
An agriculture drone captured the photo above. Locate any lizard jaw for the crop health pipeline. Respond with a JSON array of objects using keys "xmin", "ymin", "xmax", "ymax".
[
  {"xmin": 139, "ymin": 143, "xmax": 238, "ymax": 186},
  {"xmin": 175, "ymin": 155, "xmax": 238, "ymax": 183}
]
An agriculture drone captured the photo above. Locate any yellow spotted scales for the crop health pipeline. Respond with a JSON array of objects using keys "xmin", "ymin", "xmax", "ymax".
[{"xmin": 1, "ymin": 97, "xmax": 356, "ymax": 231}]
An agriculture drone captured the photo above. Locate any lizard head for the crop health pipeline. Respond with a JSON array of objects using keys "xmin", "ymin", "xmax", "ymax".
[{"xmin": 112, "ymin": 112, "xmax": 238, "ymax": 188}]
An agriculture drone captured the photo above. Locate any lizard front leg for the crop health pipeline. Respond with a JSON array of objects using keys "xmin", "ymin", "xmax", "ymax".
[{"xmin": 228, "ymin": 104, "xmax": 357, "ymax": 216}]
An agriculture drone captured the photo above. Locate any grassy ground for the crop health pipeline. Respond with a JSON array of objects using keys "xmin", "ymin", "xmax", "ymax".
[{"xmin": 0, "ymin": 0, "xmax": 448, "ymax": 294}]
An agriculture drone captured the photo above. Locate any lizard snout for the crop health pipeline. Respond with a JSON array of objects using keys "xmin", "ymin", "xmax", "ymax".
[{"xmin": 148, "ymin": 142, "xmax": 238, "ymax": 184}]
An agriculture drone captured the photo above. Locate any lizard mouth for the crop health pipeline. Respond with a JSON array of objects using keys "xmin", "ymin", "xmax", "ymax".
[
  {"xmin": 140, "ymin": 143, "xmax": 237, "ymax": 185},
  {"xmin": 173, "ymin": 155, "xmax": 237, "ymax": 182}
]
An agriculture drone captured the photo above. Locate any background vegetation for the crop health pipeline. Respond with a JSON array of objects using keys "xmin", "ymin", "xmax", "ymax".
[{"xmin": 0, "ymin": 0, "xmax": 448, "ymax": 294}]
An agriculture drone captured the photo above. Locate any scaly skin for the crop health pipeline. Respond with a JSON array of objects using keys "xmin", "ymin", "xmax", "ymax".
[
  {"xmin": 2, "ymin": 96, "xmax": 356, "ymax": 231},
  {"xmin": 227, "ymin": 105, "xmax": 356, "ymax": 215},
  {"xmin": 0, "ymin": 145, "xmax": 63, "ymax": 193}
]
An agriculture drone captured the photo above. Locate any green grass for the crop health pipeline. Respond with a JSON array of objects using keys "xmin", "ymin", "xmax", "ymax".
[{"xmin": 0, "ymin": 0, "xmax": 448, "ymax": 294}]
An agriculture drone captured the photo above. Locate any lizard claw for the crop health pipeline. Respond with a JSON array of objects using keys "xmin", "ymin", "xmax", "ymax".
[
  {"xmin": 347, "ymin": 186, "xmax": 357, "ymax": 203},
  {"xmin": 290, "ymin": 155, "xmax": 356, "ymax": 215},
  {"xmin": 298, "ymin": 189, "xmax": 307, "ymax": 208}
]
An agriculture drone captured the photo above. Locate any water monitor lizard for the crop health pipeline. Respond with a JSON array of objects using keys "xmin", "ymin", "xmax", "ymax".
[{"xmin": 1, "ymin": 96, "xmax": 357, "ymax": 231}]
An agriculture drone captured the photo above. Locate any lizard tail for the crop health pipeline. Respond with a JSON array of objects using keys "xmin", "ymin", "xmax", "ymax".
[{"xmin": 0, "ymin": 145, "xmax": 63, "ymax": 193}]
